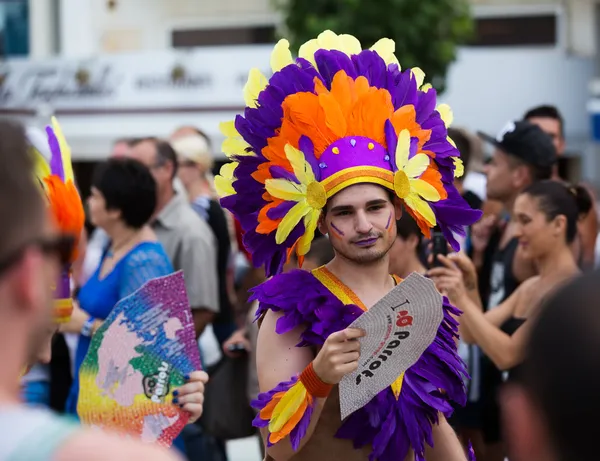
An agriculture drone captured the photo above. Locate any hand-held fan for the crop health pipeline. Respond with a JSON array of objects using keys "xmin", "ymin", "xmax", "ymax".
[{"xmin": 77, "ymin": 271, "xmax": 202, "ymax": 447}]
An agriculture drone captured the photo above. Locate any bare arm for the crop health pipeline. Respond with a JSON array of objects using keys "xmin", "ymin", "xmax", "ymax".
[
  {"xmin": 257, "ymin": 310, "xmax": 328, "ymax": 461},
  {"xmin": 458, "ymin": 283, "xmax": 533, "ymax": 370},
  {"xmin": 424, "ymin": 416, "xmax": 466, "ymax": 461}
]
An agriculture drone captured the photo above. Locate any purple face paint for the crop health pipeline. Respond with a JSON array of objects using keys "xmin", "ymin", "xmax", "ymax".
[
  {"xmin": 330, "ymin": 222, "xmax": 345, "ymax": 238},
  {"xmin": 385, "ymin": 212, "xmax": 393, "ymax": 230}
]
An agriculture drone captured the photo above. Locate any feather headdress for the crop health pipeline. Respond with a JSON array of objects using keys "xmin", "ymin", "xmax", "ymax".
[
  {"xmin": 28, "ymin": 117, "xmax": 85, "ymax": 323},
  {"xmin": 216, "ymin": 30, "xmax": 482, "ymax": 275}
]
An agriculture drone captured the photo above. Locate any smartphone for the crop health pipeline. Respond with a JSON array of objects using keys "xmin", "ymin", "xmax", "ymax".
[{"xmin": 431, "ymin": 226, "xmax": 448, "ymax": 268}]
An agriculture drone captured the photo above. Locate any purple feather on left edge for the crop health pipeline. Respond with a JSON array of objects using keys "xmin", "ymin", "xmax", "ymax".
[
  {"xmin": 249, "ymin": 270, "xmax": 470, "ymax": 461},
  {"xmin": 45, "ymin": 126, "xmax": 64, "ymax": 181}
]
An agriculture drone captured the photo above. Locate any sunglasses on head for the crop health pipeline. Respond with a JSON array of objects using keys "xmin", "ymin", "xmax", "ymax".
[{"xmin": 0, "ymin": 234, "xmax": 75, "ymax": 275}]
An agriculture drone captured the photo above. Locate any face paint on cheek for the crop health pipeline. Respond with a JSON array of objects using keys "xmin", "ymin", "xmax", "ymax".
[
  {"xmin": 330, "ymin": 222, "xmax": 345, "ymax": 239},
  {"xmin": 385, "ymin": 212, "xmax": 393, "ymax": 232}
]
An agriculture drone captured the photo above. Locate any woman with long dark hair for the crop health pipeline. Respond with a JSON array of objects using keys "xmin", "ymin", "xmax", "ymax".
[{"xmin": 431, "ymin": 180, "xmax": 591, "ymax": 375}]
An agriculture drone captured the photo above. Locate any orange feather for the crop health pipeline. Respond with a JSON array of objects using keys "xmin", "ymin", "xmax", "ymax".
[
  {"xmin": 420, "ymin": 168, "xmax": 448, "ymax": 200},
  {"xmin": 257, "ymin": 201, "xmax": 284, "ymax": 234},
  {"xmin": 44, "ymin": 177, "xmax": 85, "ymax": 261},
  {"xmin": 269, "ymin": 397, "xmax": 309, "ymax": 444}
]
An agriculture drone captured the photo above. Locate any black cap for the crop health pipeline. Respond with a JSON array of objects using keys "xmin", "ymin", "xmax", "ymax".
[{"xmin": 477, "ymin": 120, "xmax": 557, "ymax": 168}]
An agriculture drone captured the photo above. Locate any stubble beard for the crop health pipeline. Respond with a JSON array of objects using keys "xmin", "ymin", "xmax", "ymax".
[{"xmin": 332, "ymin": 236, "xmax": 395, "ymax": 265}]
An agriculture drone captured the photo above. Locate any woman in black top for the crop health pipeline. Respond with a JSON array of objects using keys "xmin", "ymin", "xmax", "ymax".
[{"xmin": 430, "ymin": 180, "xmax": 591, "ymax": 376}]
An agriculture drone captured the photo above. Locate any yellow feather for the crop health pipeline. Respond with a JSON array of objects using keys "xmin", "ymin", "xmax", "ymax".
[
  {"xmin": 436, "ymin": 104, "xmax": 454, "ymax": 127},
  {"xmin": 243, "ymin": 68, "xmax": 268, "ymax": 108},
  {"xmin": 370, "ymin": 38, "xmax": 400, "ymax": 67},
  {"xmin": 404, "ymin": 153, "xmax": 430, "ymax": 179},
  {"xmin": 31, "ymin": 148, "xmax": 50, "ymax": 194},
  {"xmin": 391, "ymin": 373, "xmax": 405, "ymax": 400},
  {"xmin": 214, "ymin": 176, "xmax": 235, "ymax": 198},
  {"xmin": 51, "ymin": 117, "xmax": 74, "ymax": 182},
  {"xmin": 411, "ymin": 68, "xmax": 425, "ymax": 88},
  {"xmin": 395, "ymin": 129, "xmax": 411, "ymax": 170},
  {"xmin": 269, "ymin": 382, "xmax": 308, "ymax": 433},
  {"xmin": 405, "ymin": 194, "xmax": 437, "ymax": 227},
  {"xmin": 298, "ymin": 39, "xmax": 318, "ymax": 68},
  {"xmin": 298, "ymin": 211, "xmax": 320, "ymax": 256},
  {"xmin": 284, "ymin": 144, "xmax": 314, "ymax": 185},
  {"xmin": 411, "ymin": 178, "xmax": 441, "ymax": 201},
  {"xmin": 453, "ymin": 158, "xmax": 464, "ymax": 178},
  {"xmin": 338, "ymin": 34, "xmax": 362, "ymax": 56},
  {"xmin": 271, "ymin": 39, "xmax": 294, "ymax": 72},
  {"xmin": 317, "ymin": 30, "xmax": 341, "ymax": 50},
  {"xmin": 222, "ymin": 137, "xmax": 251, "ymax": 157},
  {"xmin": 265, "ymin": 179, "xmax": 306, "ymax": 202},
  {"xmin": 275, "ymin": 202, "xmax": 311, "ymax": 244},
  {"xmin": 219, "ymin": 120, "xmax": 239, "ymax": 138}
]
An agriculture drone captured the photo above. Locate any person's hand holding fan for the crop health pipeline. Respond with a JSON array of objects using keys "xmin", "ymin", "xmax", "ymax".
[{"xmin": 77, "ymin": 271, "xmax": 203, "ymax": 447}]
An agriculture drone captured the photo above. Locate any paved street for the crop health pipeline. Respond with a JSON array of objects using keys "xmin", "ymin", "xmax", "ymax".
[{"xmin": 227, "ymin": 437, "xmax": 262, "ymax": 461}]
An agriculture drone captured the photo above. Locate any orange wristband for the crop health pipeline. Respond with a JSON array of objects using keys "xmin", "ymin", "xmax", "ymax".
[{"xmin": 299, "ymin": 362, "xmax": 333, "ymax": 398}]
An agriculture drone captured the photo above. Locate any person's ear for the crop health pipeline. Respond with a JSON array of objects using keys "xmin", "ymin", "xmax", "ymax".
[
  {"xmin": 551, "ymin": 215, "xmax": 567, "ymax": 240},
  {"xmin": 393, "ymin": 196, "xmax": 402, "ymax": 220},
  {"xmin": 512, "ymin": 164, "xmax": 530, "ymax": 190},
  {"xmin": 317, "ymin": 210, "xmax": 328, "ymax": 236}
]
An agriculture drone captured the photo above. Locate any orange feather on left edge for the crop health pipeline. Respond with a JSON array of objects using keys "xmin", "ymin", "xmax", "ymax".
[{"xmin": 44, "ymin": 176, "xmax": 85, "ymax": 261}]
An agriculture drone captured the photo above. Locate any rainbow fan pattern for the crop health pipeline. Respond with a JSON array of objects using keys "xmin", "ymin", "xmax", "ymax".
[{"xmin": 77, "ymin": 271, "xmax": 201, "ymax": 447}]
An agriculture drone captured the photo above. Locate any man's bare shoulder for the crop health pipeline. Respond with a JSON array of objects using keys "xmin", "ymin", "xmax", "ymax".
[{"xmin": 55, "ymin": 430, "xmax": 183, "ymax": 461}]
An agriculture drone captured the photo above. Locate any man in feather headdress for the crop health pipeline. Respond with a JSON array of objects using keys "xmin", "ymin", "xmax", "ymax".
[{"xmin": 214, "ymin": 31, "xmax": 482, "ymax": 460}]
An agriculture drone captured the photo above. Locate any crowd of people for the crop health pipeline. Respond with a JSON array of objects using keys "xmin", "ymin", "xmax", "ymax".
[{"xmin": 2, "ymin": 29, "xmax": 600, "ymax": 461}]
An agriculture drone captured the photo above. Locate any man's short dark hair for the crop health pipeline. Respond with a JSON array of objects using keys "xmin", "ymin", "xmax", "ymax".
[
  {"xmin": 131, "ymin": 137, "xmax": 178, "ymax": 180},
  {"xmin": 524, "ymin": 105, "xmax": 565, "ymax": 137},
  {"xmin": 518, "ymin": 271, "xmax": 600, "ymax": 461},
  {"xmin": 0, "ymin": 121, "xmax": 46, "ymax": 267},
  {"xmin": 305, "ymin": 236, "xmax": 335, "ymax": 266},
  {"xmin": 92, "ymin": 158, "xmax": 157, "ymax": 229}
]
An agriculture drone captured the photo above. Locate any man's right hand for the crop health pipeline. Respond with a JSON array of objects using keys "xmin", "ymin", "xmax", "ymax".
[{"xmin": 312, "ymin": 328, "xmax": 365, "ymax": 385}]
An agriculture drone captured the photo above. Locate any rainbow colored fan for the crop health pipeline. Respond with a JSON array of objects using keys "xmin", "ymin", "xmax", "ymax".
[{"xmin": 77, "ymin": 271, "xmax": 201, "ymax": 446}]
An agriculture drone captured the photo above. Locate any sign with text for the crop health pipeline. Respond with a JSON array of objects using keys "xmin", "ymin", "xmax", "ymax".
[
  {"xmin": 0, "ymin": 46, "xmax": 272, "ymax": 110},
  {"xmin": 339, "ymin": 273, "xmax": 444, "ymax": 420}
]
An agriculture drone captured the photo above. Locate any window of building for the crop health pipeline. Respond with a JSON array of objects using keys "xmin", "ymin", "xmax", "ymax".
[
  {"xmin": 0, "ymin": 0, "xmax": 29, "ymax": 57},
  {"xmin": 172, "ymin": 26, "xmax": 276, "ymax": 47},
  {"xmin": 470, "ymin": 15, "xmax": 557, "ymax": 47}
]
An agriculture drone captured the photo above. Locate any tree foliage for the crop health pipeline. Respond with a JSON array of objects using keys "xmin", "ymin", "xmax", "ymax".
[{"xmin": 273, "ymin": 0, "xmax": 473, "ymax": 93}]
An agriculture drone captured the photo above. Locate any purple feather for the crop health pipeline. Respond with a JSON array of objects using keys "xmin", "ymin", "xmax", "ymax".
[
  {"xmin": 267, "ymin": 200, "xmax": 296, "ymax": 220},
  {"xmin": 250, "ymin": 270, "xmax": 471, "ymax": 461},
  {"xmin": 45, "ymin": 126, "xmax": 64, "ymax": 181},
  {"xmin": 353, "ymin": 50, "xmax": 387, "ymax": 89},
  {"xmin": 269, "ymin": 165, "xmax": 299, "ymax": 183},
  {"xmin": 314, "ymin": 49, "xmax": 357, "ymax": 87},
  {"xmin": 223, "ymin": 49, "xmax": 483, "ymax": 280},
  {"xmin": 384, "ymin": 120, "xmax": 398, "ymax": 172},
  {"xmin": 415, "ymin": 88, "xmax": 438, "ymax": 125},
  {"xmin": 299, "ymin": 136, "xmax": 321, "ymax": 181}
]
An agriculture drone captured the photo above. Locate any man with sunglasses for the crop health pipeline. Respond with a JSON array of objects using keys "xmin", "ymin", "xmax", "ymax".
[{"xmin": 0, "ymin": 121, "xmax": 181, "ymax": 460}]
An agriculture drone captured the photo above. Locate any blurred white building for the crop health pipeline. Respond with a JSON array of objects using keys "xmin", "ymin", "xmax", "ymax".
[{"xmin": 1, "ymin": 0, "xmax": 600, "ymax": 181}]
